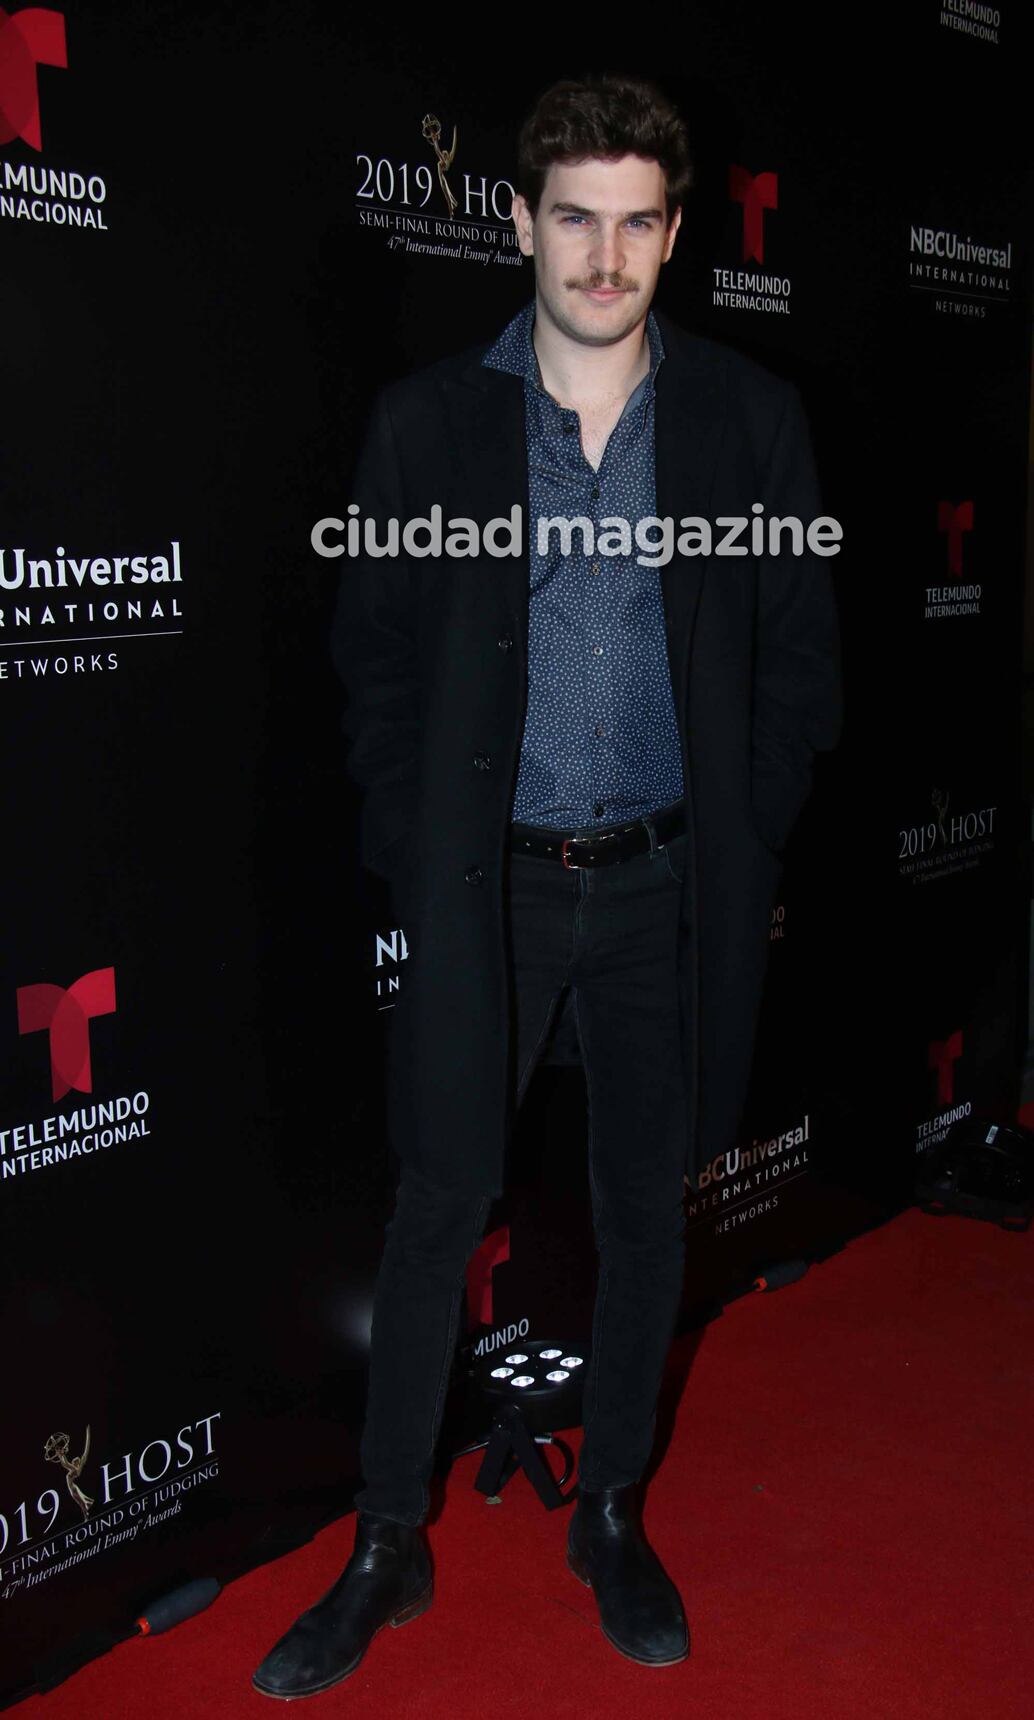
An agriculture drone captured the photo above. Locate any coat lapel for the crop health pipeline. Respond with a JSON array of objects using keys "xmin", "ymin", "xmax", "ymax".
[
  {"xmin": 441, "ymin": 359, "xmax": 530, "ymax": 646},
  {"xmin": 651, "ymin": 309, "xmax": 727, "ymax": 705}
]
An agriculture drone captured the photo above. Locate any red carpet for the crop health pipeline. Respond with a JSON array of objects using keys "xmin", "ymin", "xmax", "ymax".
[{"xmin": 15, "ymin": 1203, "xmax": 1032, "ymax": 1719}]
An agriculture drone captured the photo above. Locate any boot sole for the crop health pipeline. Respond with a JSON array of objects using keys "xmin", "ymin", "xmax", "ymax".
[
  {"xmin": 567, "ymin": 1552, "xmax": 689, "ymax": 1667},
  {"xmin": 251, "ymin": 1585, "xmax": 433, "ymax": 1700}
]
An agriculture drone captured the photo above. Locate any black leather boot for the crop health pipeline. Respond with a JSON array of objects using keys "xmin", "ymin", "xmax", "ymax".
[
  {"xmin": 252, "ymin": 1511, "xmax": 433, "ymax": 1699},
  {"xmin": 567, "ymin": 1483, "xmax": 689, "ymax": 1666}
]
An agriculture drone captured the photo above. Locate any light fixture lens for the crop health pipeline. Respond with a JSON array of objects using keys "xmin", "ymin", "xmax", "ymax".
[
  {"xmin": 505, "ymin": 1354, "xmax": 529, "ymax": 1365},
  {"xmin": 490, "ymin": 1366, "xmax": 514, "ymax": 1378},
  {"xmin": 511, "ymin": 1375, "xmax": 535, "ymax": 1388},
  {"xmin": 560, "ymin": 1356, "xmax": 583, "ymax": 1368},
  {"xmin": 545, "ymin": 1369, "xmax": 570, "ymax": 1383},
  {"xmin": 541, "ymin": 1348, "xmax": 563, "ymax": 1359}
]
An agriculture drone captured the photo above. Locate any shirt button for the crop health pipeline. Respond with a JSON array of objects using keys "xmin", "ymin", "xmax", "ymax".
[
  {"xmin": 592, "ymin": 645, "xmax": 604, "ymax": 656},
  {"xmin": 593, "ymin": 802, "xmax": 605, "ymax": 817},
  {"xmin": 590, "ymin": 484, "xmax": 600, "ymax": 498},
  {"xmin": 473, "ymin": 752, "xmax": 491, "ymax": 771},
  {"xmin": 464, "ymin": 864, "xmax": 484, "ymax": 886},
  {"xmin": 593, "ymin": 724, "xmax": 605, "ymax": 736},
  {"xmin": 562, "ymin": 422, "xmax": 577, "ymax": 435},
  {"xmin": 590, "ymin": 563, "xmax": 601, "ymax": 576},
  {"xmin": 497, "ymin": 634, "xmax": 513, "ymax": 652}
]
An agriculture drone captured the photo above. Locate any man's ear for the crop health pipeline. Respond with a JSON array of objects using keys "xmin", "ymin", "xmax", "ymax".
[
  {"xmin": 662, "ymin": 206, "xmax": 682, "ymax": 264},
  {"xmin": 512, "ymin": 192, "xmax": 535, "ymax": 257}
]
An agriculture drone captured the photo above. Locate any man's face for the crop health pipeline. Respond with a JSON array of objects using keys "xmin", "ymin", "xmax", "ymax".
[{"xmin": 512, "ymin": 153, "xmax": 681, "ymax": 348}]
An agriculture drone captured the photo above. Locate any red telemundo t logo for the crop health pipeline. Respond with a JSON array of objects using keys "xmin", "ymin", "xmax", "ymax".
[
  {"xmin": 928, "ymin": 1030, "xmax": 962, "ymax": 1108},
  {"xmin": 729, "ymin": 166, "xmax": 778, "ymax": 264},
  {"xmin": 0, "ymin": 7, "xmax": 67, "ymax": 151},
  {"xmin": 937, "ymin": 501, "xmax": 974, "ymax": 578},
  {"xmin": 17, "ymin": 967, "xmax": 116, "ymax": 1101},
  {"xmin": 466, "ymin": 1226, "xmax": 510, "ymax": 1326}
]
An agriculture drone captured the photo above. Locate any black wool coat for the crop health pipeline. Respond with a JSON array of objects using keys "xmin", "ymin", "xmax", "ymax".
[{"xmin": 330, "ymin": 307, "xmax": 843, "ymax": 1198}]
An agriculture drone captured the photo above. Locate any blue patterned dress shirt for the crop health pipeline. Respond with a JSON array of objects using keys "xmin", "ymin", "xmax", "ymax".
[{"xmin": 481, "ymin": 299, "xmax": 684, "ymax": 829}]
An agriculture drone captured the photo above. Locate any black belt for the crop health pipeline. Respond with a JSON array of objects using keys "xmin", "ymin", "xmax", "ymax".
[{"xmin": 509, "ymin": 801, "xmax": 685, "ymax": 869}]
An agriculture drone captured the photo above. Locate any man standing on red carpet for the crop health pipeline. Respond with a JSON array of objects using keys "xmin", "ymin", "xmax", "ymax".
[{"xmin": 253, "ymin": 71, "xmax": 842, "ymax": 1698}]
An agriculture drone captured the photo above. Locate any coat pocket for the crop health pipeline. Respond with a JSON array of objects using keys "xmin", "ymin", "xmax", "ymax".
[
  {"xmin": 368, "ymin": 827, "xmax": 413, "ymax": 876},
  {"xmin": 749, "ymin": 757, "xmax": 813, "ymax": 857}
]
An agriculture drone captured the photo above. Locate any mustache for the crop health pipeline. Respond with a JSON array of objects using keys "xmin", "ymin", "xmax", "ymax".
[{"xmin": 565, "ymin": 276, "xmax": 639, "ymax": 292}]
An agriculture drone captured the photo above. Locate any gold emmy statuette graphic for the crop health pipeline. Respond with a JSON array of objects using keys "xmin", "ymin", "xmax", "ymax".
[
  {"xmin": 931, "ymin": 788, "xmax": 949, "ymax": 845},
  {"xmin": 422, "ymin": 112, "xmax": 458, "ymax": 217},
  {"xmin": 44, "ymin": 1426, "xmax": 94, "ymax": 1520}
]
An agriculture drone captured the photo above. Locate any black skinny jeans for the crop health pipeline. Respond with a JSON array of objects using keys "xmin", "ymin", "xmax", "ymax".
[{"xmin": 354, "ymin": 811, "xmax": 690, "ymax": 1525}]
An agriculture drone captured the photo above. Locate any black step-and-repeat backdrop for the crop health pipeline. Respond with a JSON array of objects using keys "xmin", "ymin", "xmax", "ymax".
[{"xmin": 2, "ymin": 2, "xmax": 1030, "ymax": 1703}]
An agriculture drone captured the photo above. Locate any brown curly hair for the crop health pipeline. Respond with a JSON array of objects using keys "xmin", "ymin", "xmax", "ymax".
[{"xmin": 516, "ymin": 73, "xmax": 693, "ymax": 226}]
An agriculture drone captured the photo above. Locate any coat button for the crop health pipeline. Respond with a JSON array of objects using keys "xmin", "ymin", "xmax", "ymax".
[
  {"xmin": 464, "ymin": 864, "xmax": 484, "ymax": 886},
  {"xmin": 497, "ymin": 634, "xmax": 513, "ymax": 652},
  {"xmin": 473, "ymin": 752, "xmax": 491, "ymax": 771}
]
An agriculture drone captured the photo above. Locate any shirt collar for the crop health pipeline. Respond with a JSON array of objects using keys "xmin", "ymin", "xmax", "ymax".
[{"xmin": 482, "ymin": 298, "xmax": 665, "ymax": 399}]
